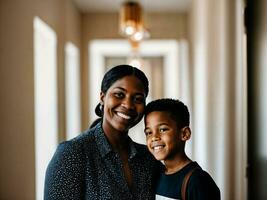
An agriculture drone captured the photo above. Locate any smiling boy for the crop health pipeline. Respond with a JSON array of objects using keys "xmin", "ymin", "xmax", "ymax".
[{"xmin": 144, "ymin": 98, "xmax": 220, "ymax": 200}]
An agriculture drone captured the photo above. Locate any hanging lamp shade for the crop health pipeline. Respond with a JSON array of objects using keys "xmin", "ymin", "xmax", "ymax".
[{"xmin": 119, "ymin": 1, "xmax": 142, "ymax": 37}]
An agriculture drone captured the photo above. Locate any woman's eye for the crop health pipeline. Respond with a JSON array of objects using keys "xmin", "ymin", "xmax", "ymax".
[
  {"xmin": 134, "ymin": 96, "xmax": 145, "ymax": 104},
  {"xmin": 114, "ymin": 92, "xmax": 124, "ymax": 98}
]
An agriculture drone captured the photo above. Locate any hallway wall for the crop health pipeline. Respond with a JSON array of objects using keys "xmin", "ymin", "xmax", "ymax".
[
  {"xmin": 188, "ymin": 0, "xmax": 246, "ymax": 199},
  {"xmin": 0, "ymin": 0, "xmax": 81, "ymax": 199}
]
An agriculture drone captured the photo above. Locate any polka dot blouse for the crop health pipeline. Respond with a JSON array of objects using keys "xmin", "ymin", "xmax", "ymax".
[{"xmin": 44, "ymin": 122, "xmax": 162, "ymax": 200}]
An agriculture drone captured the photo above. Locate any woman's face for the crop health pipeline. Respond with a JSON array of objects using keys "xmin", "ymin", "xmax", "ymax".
[{"xmin": 101, "ymin": 75, "xmax": 146, "ymax": 134}]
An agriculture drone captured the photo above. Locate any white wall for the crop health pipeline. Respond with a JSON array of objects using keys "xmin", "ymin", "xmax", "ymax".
[{"xmin": 189, "ymin": 0, "xmax": 247, "ymax": 199}]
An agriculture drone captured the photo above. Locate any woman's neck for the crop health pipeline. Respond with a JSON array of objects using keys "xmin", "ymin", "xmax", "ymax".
[{"xmin": 102, "ymin": 125, "xmax": 129, "ymax": 152}]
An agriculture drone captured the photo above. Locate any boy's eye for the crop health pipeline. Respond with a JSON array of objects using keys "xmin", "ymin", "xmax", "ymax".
[
  {"xmin": 159, "ymin": 127, "xmax": 168, "ymax": 133},
  {"xmin": 144, "ymin": 129, "xmax": 152, "ymax": 136}
]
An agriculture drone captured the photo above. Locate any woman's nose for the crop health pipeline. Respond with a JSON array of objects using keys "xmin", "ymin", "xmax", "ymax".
[{"xmin": 121, "ymin": 97, "xmax": 134, "ymax": 109}]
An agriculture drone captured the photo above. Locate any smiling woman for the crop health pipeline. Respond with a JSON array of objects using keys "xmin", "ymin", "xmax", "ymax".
[
  {"xmin": 100, "ymin": 75, "xmax": 146, "ymax": 135},
  {"xmin": 44, "ymin": 64, "xmax": 163, "ymax": 200}
]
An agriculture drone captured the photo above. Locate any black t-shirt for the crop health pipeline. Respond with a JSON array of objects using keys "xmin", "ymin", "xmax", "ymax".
[{"xmin": 155, "ymin": 161, "xmax": 220, "ymax": 200}]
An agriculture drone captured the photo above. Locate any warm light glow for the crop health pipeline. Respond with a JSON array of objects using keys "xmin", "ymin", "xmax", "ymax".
[
  {"xmin": 129, "ymin": 39, "xmax": 140, "ymax": 50},
  {"xmin": 119, "ymin": 2, "xmax": 141, "ymax": 37},
  {"xmin": 128, "ymin": 57, "xmax": 143, "ymax": 69},
  {"xmin": 119, "ymin": 1, "xmax": 150, "ymax": 45},
  {"xmin": 127, "ymin": 49, "xmax": 144, "ymax": 69},
  {"xmin": 125, "ymin": 25, "xmax": 135, "ymax": 35},
  {"xmin": 132, "ymin": 31, "xmax": 143, "ymax": 41}
]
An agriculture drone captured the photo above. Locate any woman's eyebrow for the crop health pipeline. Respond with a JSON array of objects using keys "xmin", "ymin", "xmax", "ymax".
[
  {"xmin": 113, "ymin": 87, "xmax": 125, "ymax": 91},
  {"xmin": 113, "ymin": 87, "xmax": 145, "ymax": 96}
]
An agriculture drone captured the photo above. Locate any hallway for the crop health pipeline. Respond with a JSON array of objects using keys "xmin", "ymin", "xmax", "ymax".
[{"xmin": 0, "ymin": 0, "xmax": 266, "ymax": 199}]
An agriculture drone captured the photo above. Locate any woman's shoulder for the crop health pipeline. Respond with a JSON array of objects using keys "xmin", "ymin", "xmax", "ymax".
[
  {"xmin": 54, "ymin": 128, "xmax": 97, "ymax": 158},
  {"xmin": 69, "ymin": 127, "xmax": 96, "ymax": 144},
  {"xmin": 62, "ymin": 128, "xmax": 94, "ymax": 144}
]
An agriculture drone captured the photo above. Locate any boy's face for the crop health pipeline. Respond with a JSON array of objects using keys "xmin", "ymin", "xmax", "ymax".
[{"xmin": 144, "ymin": 111, "xmax": 185, "ymax": 161}]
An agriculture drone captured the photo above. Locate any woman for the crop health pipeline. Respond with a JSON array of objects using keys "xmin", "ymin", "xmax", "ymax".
[{"xmin": 44, "ymin": 65, "xmax": 162, "ymax": 199}]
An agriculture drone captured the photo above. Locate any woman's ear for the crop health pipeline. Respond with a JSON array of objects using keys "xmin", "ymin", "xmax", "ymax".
[
  {"xmin": 100, "ymin": 91, "xmax": 105, "ymax": 105},
  {"xmin": 181, "ymin": 127, "xmax": 191, "ymax": 141}
]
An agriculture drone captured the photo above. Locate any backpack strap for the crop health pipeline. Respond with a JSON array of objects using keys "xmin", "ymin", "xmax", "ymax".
[{"xmin": 181, "ymin": 166, "xmax": 200, "ymax": 200}]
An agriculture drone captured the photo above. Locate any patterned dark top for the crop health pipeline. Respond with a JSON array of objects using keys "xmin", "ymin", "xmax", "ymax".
[{"xmin": 44, "ymin": 122, "xmax": 162, "ymax": 200}]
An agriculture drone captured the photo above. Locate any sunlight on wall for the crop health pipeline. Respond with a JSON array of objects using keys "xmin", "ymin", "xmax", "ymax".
[
  {"xmin": 34, "ymin": 17, "xmax": 58, "ymax": 200},
  {"xmin": 65, "ymin": 42, "xmax": 81, "ymax": 140}
]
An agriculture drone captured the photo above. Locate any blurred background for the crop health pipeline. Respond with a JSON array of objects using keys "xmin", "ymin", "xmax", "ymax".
[{"xmin": 0, "ymin": 0, "xmax": 266, "ymax": 199}]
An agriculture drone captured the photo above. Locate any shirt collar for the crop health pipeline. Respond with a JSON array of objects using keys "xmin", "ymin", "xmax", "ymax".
[{"xmin": 93, "ymin": 122, "xmax": 138, "ymax": 159}]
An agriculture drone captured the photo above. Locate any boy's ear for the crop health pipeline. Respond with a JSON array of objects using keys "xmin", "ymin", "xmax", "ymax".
[{"xmin": 181, "ymin": 127, "xmax": 191, "ymax": 141}]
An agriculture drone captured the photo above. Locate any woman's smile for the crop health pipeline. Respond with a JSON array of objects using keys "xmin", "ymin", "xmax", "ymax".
[
  {"xmin": 116, "ymin": 112, "xmax": 131, "ymax": 120},
  {"xmin": 101, "ymin": 75, "xmax": 146, "ymax": 134}
]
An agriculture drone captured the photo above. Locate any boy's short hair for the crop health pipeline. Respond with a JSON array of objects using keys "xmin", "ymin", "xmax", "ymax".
[{"xmin": 144, "ymin": 98, "xmax": 190, "ymax": 129}]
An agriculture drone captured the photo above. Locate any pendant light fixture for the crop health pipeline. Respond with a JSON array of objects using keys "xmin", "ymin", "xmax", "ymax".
[{"xmin": 119, "ymin": 1, "xmax": 150, "ymax": 43}]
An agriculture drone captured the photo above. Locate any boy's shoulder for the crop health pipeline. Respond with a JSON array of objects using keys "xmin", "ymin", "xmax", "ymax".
[
  {"xmin": 187, "ymin": 162, "xmax": 221, "ymax": 199},
  {"xmin": 188, "ymin": 162, "xmax": 216, "ymax": 185}
]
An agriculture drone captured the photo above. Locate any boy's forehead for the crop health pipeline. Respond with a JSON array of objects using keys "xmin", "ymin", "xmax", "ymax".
[
  {"xmin": 145, "ymin": 111, "xmax": 173, "ymax": 122},
  {"xmin": 146, "ymin": 110, "xmax": 171, "ymax": 116}
]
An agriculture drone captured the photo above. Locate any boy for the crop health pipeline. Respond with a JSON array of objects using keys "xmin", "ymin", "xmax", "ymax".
[{"xmin": 144, "ymin": 98, "xmax": 220, "ymax": 200}]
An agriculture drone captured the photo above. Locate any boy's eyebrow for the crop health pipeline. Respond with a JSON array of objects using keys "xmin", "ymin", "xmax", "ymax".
[
  {"xmin": 144, "ymin": 122, "xmax": 169, "ymax": 128},
  {"xmin": 158, "ymin": 122, "xmax": 169, "ymax": 126},
  {"xmin": 153, "ymin": 122, "xmax": 169, "ymax": 126},
  {"xmin": 144, "ymin": 127, "xmax": 151, "ymax": 132}
]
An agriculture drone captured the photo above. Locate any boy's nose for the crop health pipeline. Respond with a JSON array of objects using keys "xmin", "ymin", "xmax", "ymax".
[{"xmin": 151, "ymin": 134, "xmax": 160, "ymax": 142}]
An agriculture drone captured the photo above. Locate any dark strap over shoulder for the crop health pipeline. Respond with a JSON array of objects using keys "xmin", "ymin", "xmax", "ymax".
[{"xmin": 181, "ymin": 166, "xmax": 200, "ymax": 200}]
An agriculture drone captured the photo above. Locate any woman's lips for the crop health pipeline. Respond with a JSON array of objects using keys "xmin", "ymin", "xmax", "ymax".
[{"xmin": 116, "ymin": 112, "xmax": 131, "ymax": 120}]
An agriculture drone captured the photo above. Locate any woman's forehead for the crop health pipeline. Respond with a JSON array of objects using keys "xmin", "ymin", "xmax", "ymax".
[{"xmin": 110, "ymin": 75, "xmax": 145, "ymax": 92}]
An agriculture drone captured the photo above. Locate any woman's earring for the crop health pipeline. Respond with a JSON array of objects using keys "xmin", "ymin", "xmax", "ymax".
[{"xmin": 100, "ymin": 104, "xmax": 104, "ymax": 112}]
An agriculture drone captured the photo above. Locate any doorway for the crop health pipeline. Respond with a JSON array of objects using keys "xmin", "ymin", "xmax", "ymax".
[{"xmin": 89, "ymin": 39, "xmax": 188, "ymax": 144}]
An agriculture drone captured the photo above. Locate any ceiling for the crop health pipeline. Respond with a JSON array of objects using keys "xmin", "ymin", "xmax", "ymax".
[{"xmin": 72, "ymin": 0, "xmax": 192, "ymax": 13}]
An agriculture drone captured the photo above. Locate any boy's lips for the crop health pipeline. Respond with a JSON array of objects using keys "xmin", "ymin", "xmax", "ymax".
[{"xmin": 151, "ymin": 143, "xmax": 165, "ymax": 153}]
